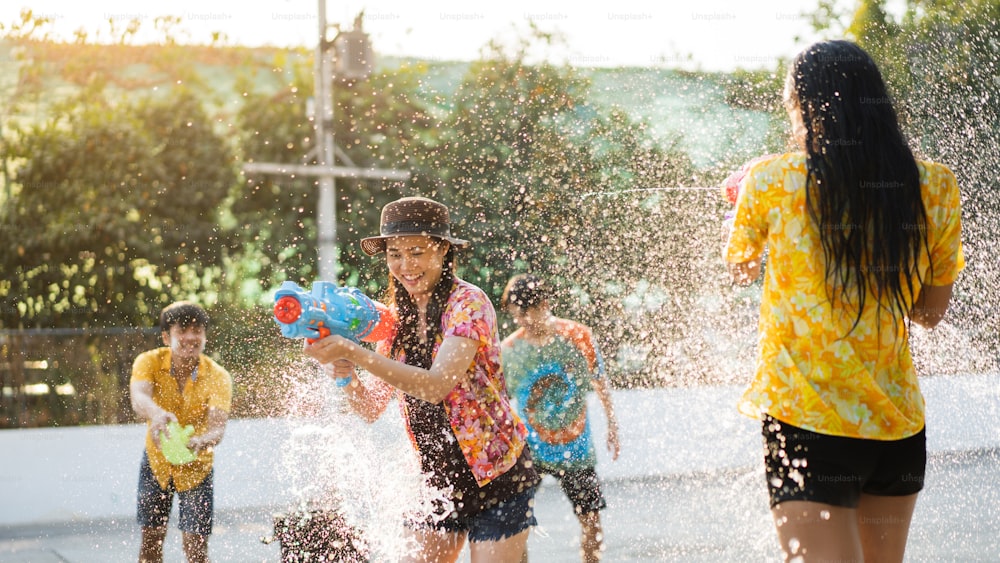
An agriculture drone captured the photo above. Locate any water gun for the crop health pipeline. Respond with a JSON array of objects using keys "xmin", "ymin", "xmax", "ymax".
[
  {"xmin": 273, "ymin": 280, "xmax": 393, "ymax": 386},
  {"xmin": 721, "ymin": 153, "xmax": 777, "ymax": 205},
  {"xmin": 160, "ymin": 421, "xmax": 197, "ymax": 465},
  {"xmin": 720, "ymin": 154, "xmax": 777, "ymax": 227}
]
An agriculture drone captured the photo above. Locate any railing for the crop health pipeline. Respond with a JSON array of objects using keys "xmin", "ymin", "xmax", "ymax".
[{"xmin": 0, "ymin": 328, "xmax": 159, "ymax": 428}]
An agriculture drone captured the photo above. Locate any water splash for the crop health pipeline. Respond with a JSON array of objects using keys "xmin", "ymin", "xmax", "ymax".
[{"xmin": 278, "ymin": 369, "xmax": 453, "ymax": 560}]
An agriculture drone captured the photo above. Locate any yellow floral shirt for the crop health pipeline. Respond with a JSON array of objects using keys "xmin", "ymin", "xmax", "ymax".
[{"xmin": 725, "ymin": 153, "xmax": 965, "ymax": 439}]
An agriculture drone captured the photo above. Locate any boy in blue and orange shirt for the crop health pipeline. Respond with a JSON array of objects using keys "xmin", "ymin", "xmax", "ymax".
[{"xmin": 500, "ymin": 274, "xmax": 620, "ymax": 563}]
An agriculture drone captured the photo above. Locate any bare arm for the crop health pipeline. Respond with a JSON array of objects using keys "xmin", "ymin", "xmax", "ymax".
[
  {"xmin": 324, "ymin": 360, "xmax": 393, "ymax": 423},
  {"xmin": 129, "ymin": 379, "xmax": 176, "ymax": 448},
  {"xmin": 592, "ymin": 377, "xmax": 620, "ymax": 461},
  {"xmin": 910, "ymin": 283, "xmax": 954, "ymax": 328},
  {"xmin": 188, "ymin": 407, "xmax": 228, "ymax": 453},
  {"xmin": 305, "ymin": 334, "xmax": 478, "ymax": 404},
  {"xmin": 728, "ymin": 259, "xmax": 762, "ymax": 286},
  {"xmin": 722, "ymin": 212, "xmax": 761, "ymax": 287}
]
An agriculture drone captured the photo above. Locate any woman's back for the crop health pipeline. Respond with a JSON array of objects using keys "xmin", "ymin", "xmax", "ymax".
[{"xmin": 728, "ymin": 151, "xmax": 964, "ymax": 439}]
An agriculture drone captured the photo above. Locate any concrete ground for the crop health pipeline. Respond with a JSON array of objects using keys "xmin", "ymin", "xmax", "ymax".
[
  {"xmin": 2, "ymin": 373, "xmax": 999, "ymax": 561},
  {"xmin": 1, "ymin": 448, "xmax": 998, "ymax": 562}
]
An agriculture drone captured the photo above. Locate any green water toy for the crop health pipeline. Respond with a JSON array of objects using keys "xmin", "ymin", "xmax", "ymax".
[{"xmin": 160, "ymin": 421, "xmax": 197, "ymax": 465}]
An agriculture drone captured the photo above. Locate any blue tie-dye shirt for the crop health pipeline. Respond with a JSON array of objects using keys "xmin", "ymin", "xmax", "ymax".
[{"xmin": 501, "ymin": 318, "xmax": 605, "ymax": 472}]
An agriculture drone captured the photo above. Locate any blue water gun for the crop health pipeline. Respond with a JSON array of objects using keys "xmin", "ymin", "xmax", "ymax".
[{"xmin": 273, "ymin": 280, "xmax": 392, "ymax": 386}]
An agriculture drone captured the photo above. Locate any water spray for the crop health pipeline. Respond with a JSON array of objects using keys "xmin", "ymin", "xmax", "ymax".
[{"xmin": 579, "ymin": 186, "xmax": 719, "ymax": 199}]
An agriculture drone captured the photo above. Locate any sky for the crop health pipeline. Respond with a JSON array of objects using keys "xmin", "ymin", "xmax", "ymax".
[{"xmin": 0, "ymin": 0, "xmax": 864, "ymax": 71}]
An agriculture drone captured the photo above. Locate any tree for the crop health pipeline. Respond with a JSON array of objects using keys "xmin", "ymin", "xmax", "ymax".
[
  {"xmin": 0, "ymin": 85, "xmax": 236, "ymax": 328},
  {"xmin": 232, "ymin": 53, "xmax": 437, "ymax": 295},
  {"xmin": 407, "ymin": 31, "xmax": 710, "ymax": 385},
  {"xmin": 424, "ymin": 36, "xmax": 596, "ymax": 296},
  {"xmin": 900, "ymin": 0, "xmax": 1000, "ymax": 366}
]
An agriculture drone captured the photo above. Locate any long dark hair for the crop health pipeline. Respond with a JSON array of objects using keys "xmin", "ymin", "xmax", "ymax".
[
  {"xmin": 789, "ymin": 40, "xmax": 929, "ymax": 334},
  {"xmin": 388, "ymin": 244, "xmax": 457, "ymax": 369}
]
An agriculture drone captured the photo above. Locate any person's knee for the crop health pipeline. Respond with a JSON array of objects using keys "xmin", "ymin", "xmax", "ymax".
[
  {"xmin": 141, "ymin": 526, "xmax": 168, "ymax": 544},
  {"xmin": 139, "ymin": 527, "xmax": 168, "ymax": 562}
]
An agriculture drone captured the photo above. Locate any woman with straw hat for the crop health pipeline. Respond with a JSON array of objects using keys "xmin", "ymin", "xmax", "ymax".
[{"xmin": 303, "ymin": 196, "xmax": 540, "ymax": 562}]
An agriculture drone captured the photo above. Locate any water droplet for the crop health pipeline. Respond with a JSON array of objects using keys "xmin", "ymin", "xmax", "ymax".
[{"xmin": 788, "ymin": 537, "xmax": 801, "ymax": 553}]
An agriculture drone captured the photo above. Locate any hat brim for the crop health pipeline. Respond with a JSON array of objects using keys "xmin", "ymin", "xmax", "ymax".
[{"xmin": 360, "ymin": 234, "xmax": 470, "ymax": 256}]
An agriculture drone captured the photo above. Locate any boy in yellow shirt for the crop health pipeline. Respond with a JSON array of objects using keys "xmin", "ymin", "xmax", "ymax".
[{"xmin": 130, "ymin": 301, "xmax": 232, "ymax": 563}]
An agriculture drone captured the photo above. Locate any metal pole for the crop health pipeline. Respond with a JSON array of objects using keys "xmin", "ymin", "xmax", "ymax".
[
  {"xmin": 243, "ymin": 7, "xmax": 407, "ymax": 284},
  {"xmin": 316, "ymin": 0, "xmax": 338, "ymax": 281},
  {"xmin": 243, "ymin": 162, "xmax": 410, "ymax": 180}
]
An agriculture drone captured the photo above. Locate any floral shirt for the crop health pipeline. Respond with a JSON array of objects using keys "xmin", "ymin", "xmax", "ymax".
[
  {"xmin": 725, "ymin": 152, "xmax": 965, "ymax": 440},
  {"xmin": 376, "ymin": 278, "xmax": 530, "ymax": 487}
]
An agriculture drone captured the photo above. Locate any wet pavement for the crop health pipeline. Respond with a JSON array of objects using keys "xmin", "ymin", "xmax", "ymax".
[
  {"xmin": 2, "ymin": 448, "xmax": 999, "ymax": 562},
  {"xmin": 2, "ymin": 374, "xmax": 999, "ymax": 561}
]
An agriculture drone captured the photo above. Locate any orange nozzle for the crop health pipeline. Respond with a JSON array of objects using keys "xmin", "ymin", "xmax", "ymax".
[
  {"xmin": 361, "ymin": 301, "xmax": 394, "ymax": 343},
  {"xmin": 274, "ymin": 296, "xmax": 303, "ymax": 324}
]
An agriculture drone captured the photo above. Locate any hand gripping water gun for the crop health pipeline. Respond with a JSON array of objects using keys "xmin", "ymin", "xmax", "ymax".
[
  {"xmin": 720, "ymin": 153, "xmax": 777, "ymax": 229},
  {"xmin": 273, "ymin": 280, "xmax": 393, "ymax": 386}
]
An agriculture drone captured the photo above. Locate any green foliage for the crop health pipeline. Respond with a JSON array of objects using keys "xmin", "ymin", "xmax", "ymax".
[
  {"xmin": 897, "ymin": 0, "xmax": 1000, "ymax": 361},
  {"xmin": 232, "ymin": 53, "xmax": 437, "ymax": 297},
  {"xmin": 387, "ymin": 34, "xmax": 710, "ymax": 385},
  {"xmin": 231, "ymin": 59, "xmax": 319, "ymax": 286},
  {"xmin": 723, "ymin": 69, "xmax": 784, "ymax": 112},
  {"xmin": 0, "ymin": 85, "xmax": 236, "ymax": 328},
  {"xmin": 424, "ymin": 39, "xmax": 596, "ymax": 296}
]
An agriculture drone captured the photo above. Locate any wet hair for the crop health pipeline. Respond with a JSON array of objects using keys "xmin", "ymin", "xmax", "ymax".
[
  {"xmin": 501, "ymin": 274, "xmax": 548, "ymax": 311},
  {"xmin": 159, "ymin": 301, "xmax": 209, "ymax": 333},
  {"xmin": 788, "ymin": 40, "xmax": 929, "ymax": 335},
  {"xmin": 388, "ymin": 244, "xmax": 456, "ymax": 369}
]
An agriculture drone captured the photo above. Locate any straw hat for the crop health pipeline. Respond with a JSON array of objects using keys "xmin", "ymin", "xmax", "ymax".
[{"xmin": 360, "ymin": 196, "xmax": 470, "ymax": 256}]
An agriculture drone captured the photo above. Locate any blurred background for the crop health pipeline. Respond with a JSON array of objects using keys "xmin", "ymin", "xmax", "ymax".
[{"xmin": 1, "ymin": 0, "xmax": 997, "ymax": 428}]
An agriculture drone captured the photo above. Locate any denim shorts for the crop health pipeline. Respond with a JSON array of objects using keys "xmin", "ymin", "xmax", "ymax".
[
  {"xmin": 137, "ymin": 452, "xmax": 214, "ymax": 535},
  {"xmin": 762, "ymin": 415, "xmax": 926, "ymax": 509},
  {"xmin": 425, "ymin": 486, "xmax": 538, "ymax": 542}
]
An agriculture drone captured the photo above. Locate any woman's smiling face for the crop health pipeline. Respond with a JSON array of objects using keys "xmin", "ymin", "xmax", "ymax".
[{"xmin": 385, "ymin": 235, "xmax": 450, "ymax": 303}]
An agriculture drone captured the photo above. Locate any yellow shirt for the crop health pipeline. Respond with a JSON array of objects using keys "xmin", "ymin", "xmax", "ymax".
[
  {"xmin": 725, "ymin": 153, "xmax": 965, "ymax": 440},
  {"xmin": 131, "ymin": 348, "xmax": 233, "ymax": 491}
]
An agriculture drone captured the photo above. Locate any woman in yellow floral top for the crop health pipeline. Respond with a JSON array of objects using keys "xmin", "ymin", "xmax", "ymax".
[
  {"xmin": 725, "ymin": 40, "xmax": 964, "ymax": 562},
  {"xmin": 303, "ymin": 196, "xmax": 539, "ymax": 563}
]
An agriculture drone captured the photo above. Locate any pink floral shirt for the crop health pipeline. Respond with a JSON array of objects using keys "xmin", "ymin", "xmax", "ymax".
[{"xmin": 377, "ymin": 278, "xmax": 529, "ymax": 487}]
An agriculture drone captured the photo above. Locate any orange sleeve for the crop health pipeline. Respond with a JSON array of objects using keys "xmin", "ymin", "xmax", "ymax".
[{"xmin": 557, "ymin": 319, "xmax": 600, "ymax": 373}]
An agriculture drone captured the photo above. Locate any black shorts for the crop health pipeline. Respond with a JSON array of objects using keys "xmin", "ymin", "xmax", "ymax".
[
  {"xmin": 546, "ymin": 467, "xmax": 607, "ymax": 515},
  {"xmin": 762, "ymin": 415, "xmax": 925, "ymax": 509}
]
